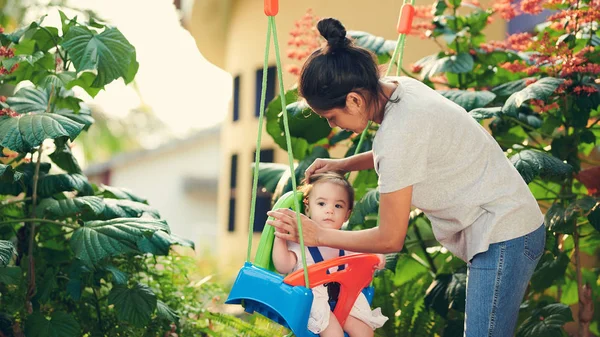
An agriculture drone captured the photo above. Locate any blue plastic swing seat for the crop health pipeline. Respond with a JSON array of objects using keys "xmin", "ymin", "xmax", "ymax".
[
  {"xmin": 226, "ymin": 262, "xmax": 318, "ymax": 337},
  {"xmin": 226, "ymin": 262, "xmax": 375, "ymax": 337}
]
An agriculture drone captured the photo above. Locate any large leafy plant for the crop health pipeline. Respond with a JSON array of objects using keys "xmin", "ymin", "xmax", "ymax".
[
  {"xmin": 258, "ymin": 4, "xmax": 599, "ymax": 336},
  {"xmin": 0, "ymin": 11, "xmax": 222, "ymax": 337}
]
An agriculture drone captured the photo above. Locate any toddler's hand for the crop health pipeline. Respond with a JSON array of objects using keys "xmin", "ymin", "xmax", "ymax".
[{"xmin": 376, "ymin": 254, "xmax": 386, "ymax": 270}]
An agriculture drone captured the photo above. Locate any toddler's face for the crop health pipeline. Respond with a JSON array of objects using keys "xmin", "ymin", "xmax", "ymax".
[{"xmin": 305, "ymin": 181, "xmax": 351, "ymax": 230}]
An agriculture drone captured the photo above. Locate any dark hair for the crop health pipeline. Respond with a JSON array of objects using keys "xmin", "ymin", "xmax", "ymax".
[
  {"xmin": 298, "ymin": 18, "xmax": 384, "ymax": 112},
  {"xmin": 299, "ymin": 171, "xmax": 354, "ymax": 210}
]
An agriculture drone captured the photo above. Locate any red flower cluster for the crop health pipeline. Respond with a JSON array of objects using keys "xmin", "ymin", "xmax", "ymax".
[
  {"xmin": 492, "ymin": 0, "xmax": 518, "ymax": 20},
  {"xmin": 520, "ymin": 0, "xmax": 544, "ymax": 15},
  {"xmin": 0, "ymin": 108, "xmax": 18, "ymax": 118},
  {"xmin": 480, "ymin": 32, "xmax": 533, "ymax": 52},
  {"xmin": 286, "ymin": 9, "xmax": 322, "ymax": 76},
  {"xmin": 530, "ymin": 99, "xmax": 560, "ymax": 113},
  {"xmin": 573, "ymin": 85, "xmax": 598, "ymax": 96},
  {"xmin": 0, "ymin": 46, "xmax": 14, "ymax": 58},
  {"xmin": 0, "ymin": 63, "xmax": 18, "ymax": 75}
]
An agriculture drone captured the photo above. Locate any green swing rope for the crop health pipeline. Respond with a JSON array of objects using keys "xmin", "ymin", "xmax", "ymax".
[
  {"xmin": 248, "ymin": 2, "xmax": 414, "ymax": 291},
  {"xmin": 351, "ymin": 0, "xmax": 414, "ymax": 159},
  {"xmin": 248, "ymin": 15, "xmax": 310, "ymax": 287}
]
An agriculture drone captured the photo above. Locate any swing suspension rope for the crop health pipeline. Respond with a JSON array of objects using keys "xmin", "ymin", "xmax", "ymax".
[{"xmin": 248, "ymin": 0, "xmax": 415, "ymax": 289}]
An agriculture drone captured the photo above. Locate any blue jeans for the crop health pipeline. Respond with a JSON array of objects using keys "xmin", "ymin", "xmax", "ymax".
[{"xmin": 464, "ymin": 224, "xmax": 546, "ymax": 337}]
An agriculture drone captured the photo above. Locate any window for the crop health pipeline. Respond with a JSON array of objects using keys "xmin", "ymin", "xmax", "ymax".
[
  {"xmin": 508, "ymin": 8, "xmax": 552, "ymax": 34},
  {"xmin": 228, "ymin": 154, "xmax": 238, "ymax": 232},
  {"xmin": 255, "ymin": 66, "xmax": 276, "ymax": 117},
  {"xmin": 252, "ymin": 149, "xmax": 274, "ymax": 232},
  {"xmin": 232, "ymin": 75, "xmax": 240, "ymax": 122}
]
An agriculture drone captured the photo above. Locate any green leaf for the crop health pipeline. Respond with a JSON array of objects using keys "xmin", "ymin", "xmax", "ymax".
[
  {"xmin": 39, "ymin": 72, "xmax": 77, "ymax": 91},
  {"xmin": 157, "ymin": 300, "xmax": 179, "ymax": 322},
  {"xmin": 70, "ymin": 217, "xmax": 170, "ymax": 265},
  {"xmin": 104, "ymin": 265, "xmax": 128, "ymax": 285},
  {"xmin": 516, "ymin": 303, "xmax": 573, "ymax": 337},
  {"xmin": 530, "ymin": 252, "xmax": 570, "ymax": 292},
  {"xmin": 433, "ymin": 0, "xmax": 448, "ymax": 15},
  {"xmin": 58, "ymin": 10, "xmax": 76, "ymax": 36},
  {"xmin": 589, "ymin": 207, "xmax": 600, "ymax": 232},
  {"xmin": 465, "ymin": 9, "xmax": 490, "ymax": 34},
  {"xmin": 49, "ymin": 137, "xmax": 81, "ymax": 174},
  {"xmin": 545, "ymin": 203, "xmax": 574, "ymax": 234},
  {"xmin": 98, "ymin": 184, "xmax": 148, "ymax": 204},
  {"xmin": 469, "ymin": 107, "xmax": 501, "ymax": 121},
  {"xmin": 31, "ymin": 26, "xmax": 60, "ymax": 52},
  {"xmin": 348, "ymin": 189, "xmax": 379, "ymax": 229},
  {"xmin": 0, "ymin": 114, "xmax": 85, "ymax": 153},
  {"xmin": 168, "ymin": 233, "xmax": 195, "ymax": 249},
  {"xmin": 256, "ymin": 162, "xmax": 287, "ymax": 194},
  {"xmin": 502, "ymin": 77, "xmax": 564, "ymax": 116},
  {"xmin": 348, "ymin": 31, "xmax": 397, "ymax": 55},
  {"xmin": 491, "ymin": 78, "xmax": 534, "ymax": 97},
  {"xmin": 136, "ymin": 230, "xmax": 171, "ymax": 255},
  {"xmin": 0, "ymin": 267, "xmax": 22, "ymax": 284},
  {"xmin": 437, "ymin": 90, "xmax": 496, "ymax": 111},
  {"xmin": 123, "ymin": 51, "xmax": 139, "ymax": 84},
  {"xmin": 281, "ymin": 100, "xmax": 331, "ymax": 143},
  {"xmin": 509, "ymin": 150, "xmax": 572, "ymax": 184},
  {"xmin": 108, "ymin": 283, "xmax": 157, "ymax": 327},
  {"xmin": 38, "ymin": 195, "xmax": 161, "ymax": 221},
  {"xmin": 66, "ymin": 72, "xmax": 103, "ymax": 98},
  {"xmin": 61, "ymin": 26, "xmax": 136, "ymax": 87},
  {"xmin": 265, "ymin": 89, "xmax": 314, "ymax": 160},
  {"xmin": 37, "ymin": 196, "xmax": 104, "ymax": 219},
  {"xmin": 101, "ymin": 198, "xmax": 161, "ymax": 220},
  {"xmin": 424, "ymin": 272, "xmax": 467, "ymax": 317},
  {"xmin": 33, "ymin": 268, "xmax": 57, "ymax": 304},
  {"xmin": 0, "ymin": 164, "xmax": 23, "ymax": 182},
  {"xmin": 420, "ymin": 53, "xmax": 474, "ymax": 79},
  {"xmin": 55, "ymin": 105, "xmax": 95, "ymax": 129},
  {"xmin": 24, "ymin": 311, "xmax": 80, "ymax": 337},
  {"xmin": 38, "ymin": 173, "xmax": 93, "ymax": 197},
  {"xmin": 0, "ymin": 241, "xmax": 15, "ymax": 267},
  {"xmin": 393, "ymin": 254, "xmax": 430, "ymax": 286},
  {"xmin": 6, "ymin": 86, "xmax": 50, "ymax": 114},
  {"xmin": 448, "ymin": 0, "xmax": 462, "ymax": 7},
  {"xmin": 0, "ymin": 17, "xmax": 44, "ymax": 44}
]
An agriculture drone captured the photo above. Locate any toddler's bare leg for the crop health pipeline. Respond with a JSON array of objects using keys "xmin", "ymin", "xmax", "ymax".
[
  {"xmin": 344, "ymin": 316, "xmax": 373, "ymax": 337},
  {"xmin": 320, "ymin": 312, "xmax": 344, "ymax": 337}
]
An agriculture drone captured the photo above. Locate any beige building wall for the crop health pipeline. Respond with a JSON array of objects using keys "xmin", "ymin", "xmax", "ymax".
[
  {"xmin": 190, "ymin": 0, "xmax": 508, "ymax": 273},
  {"xmin": 86, "ymin": 128, "xmax": 221, "ymax": 254}
]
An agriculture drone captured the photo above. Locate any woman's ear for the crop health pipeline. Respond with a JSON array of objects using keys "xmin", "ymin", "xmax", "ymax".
[{"xmin": 345, "ymin": 92, "xmax": 363, "ymax": 111}]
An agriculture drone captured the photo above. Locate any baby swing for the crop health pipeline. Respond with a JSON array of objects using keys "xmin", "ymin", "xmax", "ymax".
[{"xmin": 225, "ymin": 1, "xmax": 415, "ymax": 336}]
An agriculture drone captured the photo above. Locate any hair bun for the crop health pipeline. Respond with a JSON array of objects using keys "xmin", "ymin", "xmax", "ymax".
[{"xmin": 317, "ymin": 18, "xmax": 349, "ymax": 50}]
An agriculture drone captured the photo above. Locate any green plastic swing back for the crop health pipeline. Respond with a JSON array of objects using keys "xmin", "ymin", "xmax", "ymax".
[{"xmin": 253, "ymin": 190, "xmax": 305, "ymax": 272}]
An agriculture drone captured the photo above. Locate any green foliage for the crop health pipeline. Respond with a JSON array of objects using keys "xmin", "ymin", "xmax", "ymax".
[{"xmin": 0, "ymin": 10, "xmax": 268, "ymax": 337}]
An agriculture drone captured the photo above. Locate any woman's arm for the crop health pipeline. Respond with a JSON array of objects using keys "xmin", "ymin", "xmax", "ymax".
[
  {"xmin": 268, "ymin": 185, "xmax": 412, "ymax": 254},
  {"xmin": 343, "ymin": 151, "xmax": 375, "ymax": 171},
  {"xmin": 272, "ymin": 237, "xmax": 297, "ymax": 274},
  {"xmin": 304, "ymin": 151, "xmax": 375, "ymax": 180}
]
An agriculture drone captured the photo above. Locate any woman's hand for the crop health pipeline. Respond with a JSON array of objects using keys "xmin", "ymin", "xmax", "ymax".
[
  {"xmin": 304, "ymin": 158, "xmax": 348, "ymax": 181},
  {"xmin": 267, "ymin": 208, "xmax": 321, "ymax": 246}
]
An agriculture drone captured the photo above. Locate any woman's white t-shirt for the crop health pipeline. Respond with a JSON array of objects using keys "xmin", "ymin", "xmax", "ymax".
[{"xmin": 373, "ymin": 76, "xmax": 544, "ymax": 262}]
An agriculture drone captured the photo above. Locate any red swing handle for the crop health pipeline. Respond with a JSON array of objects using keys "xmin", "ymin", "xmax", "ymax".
[
  {"xmin": 264, "ymin": 0, "xmax": 278, "ymax": 16},
  {"xmin": 283, "ymin": 254, "xmax": 380, "ymax": 327},
  {"xmin": 396, "ymin": 2, "xmax": 415, "ymax": 34}
]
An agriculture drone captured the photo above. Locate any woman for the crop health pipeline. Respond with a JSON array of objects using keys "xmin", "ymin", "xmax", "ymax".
[{"xmin": 266, "ymin": 17, "xmax": 546, "ymax": 337}]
